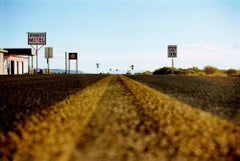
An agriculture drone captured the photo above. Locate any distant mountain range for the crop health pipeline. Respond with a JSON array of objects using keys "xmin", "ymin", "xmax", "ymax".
[{"xmin": 50, "ymin": 69, "xmax": 84, "ymax": 74}]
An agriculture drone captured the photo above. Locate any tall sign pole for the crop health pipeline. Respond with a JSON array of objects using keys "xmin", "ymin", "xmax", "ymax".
[
  {"xmin": 65, "ymin": 52, "xmax": 67, "ymax": 74},
  {"xmin": 68, "ymin": 54, "xmax": 70, "ymax": 74},
  {"xmin": 76, "ymin": 55, "xmax": 78, "ymax": 74},
  {"xmin": 27, "ymin": 32, "xmax": 46, "ymax": 73},
  {"xmin": 168, "ymin": 45, "xmax": 177, "ymax": 75},
  {"xmin": 36, "ymin": 45, "xmax": 38, "ymax": 73}
]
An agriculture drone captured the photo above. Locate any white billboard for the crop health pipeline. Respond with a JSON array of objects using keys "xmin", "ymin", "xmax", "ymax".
[
  {"xmin": 28, "ymin": 32, "xmax": 46, "ymax": 45},
  {"xmin": 168, "ymin": 45, "xmax": 177, "ymax": 58}
]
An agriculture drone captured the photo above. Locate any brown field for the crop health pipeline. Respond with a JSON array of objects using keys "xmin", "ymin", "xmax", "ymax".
[{"xmin": 0, "ymin": 74, "xmax": 240, "ymax": 161}]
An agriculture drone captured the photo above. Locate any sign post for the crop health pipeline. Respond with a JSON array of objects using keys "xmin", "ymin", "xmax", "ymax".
[
  {"xmin": 131, "ymin": 65, "xmax": 134, "ymax": 74},
  {"xmin": 68, "ymin": 52, "xmax": 78, "ymax": 74},
  {"xmin": 65, "ymin": 52, "xmax": 67, "ymax": 74},
  {"xmin": 45, "ymin": 47, "xmax": 53, "ymax": 74},
  {"xmin": 96, "ymin": 63, "xmax": 99, "ymax": 74},
  {"xmin": 168, "ymin": 45, "xmax": 177, "ymax": 75},
  {"xmin": 28, "ymin": 32, "xmax": 46, "ymax": 73}
]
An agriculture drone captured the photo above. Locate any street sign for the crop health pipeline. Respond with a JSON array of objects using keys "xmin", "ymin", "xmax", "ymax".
[
  {"xmin": 69, "ymin": 52, "xmax": 78, "ymax": 60},
  {"xmin": 131, "ymin": 65, "xmax": 134, "ymax": 70},
  {"xmin": 168, "ymin": 45, "xmax": 177, "ymax": 58}
]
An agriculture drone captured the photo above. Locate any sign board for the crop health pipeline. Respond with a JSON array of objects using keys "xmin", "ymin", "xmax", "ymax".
[
  {"xmin": 168, "ymin": 45, "xmax": 177, "ymax": 58},
  {"xmin": 45, "ymin": 47, "xmax": 53, "ymax": 58},
  {"xmin": 28, "ymin": 32, "xmax": 46, "ymax": 45},
  {"xmin": 69, "ymin": 52, "xmax": 78, "ymax": 60}
]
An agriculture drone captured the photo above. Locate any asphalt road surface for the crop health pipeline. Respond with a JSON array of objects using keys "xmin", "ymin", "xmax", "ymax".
[
  {"xmin": 0, "ymin": 74, "xmax": 106, "ymax": 133},
  {"xmin": 0, "ymin": 75, "xmax": 240, "ymax": 161},
  {"xmin": 127, "ymin": 75, "xmax": 240, "ymax": 125}
]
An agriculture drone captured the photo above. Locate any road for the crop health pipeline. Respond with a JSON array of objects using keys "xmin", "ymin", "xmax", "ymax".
[
  {"xmin": 127, "ymin": 75, "xmax": 240, "ymax": 125},
  {"xmin": 1, "ymin": 75, "xmax": 240, "ymax": 161},
  {"xmin": 0, "ymin": 74, "xmax": 106, "ymax": 133}
]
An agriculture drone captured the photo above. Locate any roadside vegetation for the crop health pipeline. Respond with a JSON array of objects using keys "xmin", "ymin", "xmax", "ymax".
[{"xmin": 150, "ymin": 66, "xmax": 240, "ymax": 76}]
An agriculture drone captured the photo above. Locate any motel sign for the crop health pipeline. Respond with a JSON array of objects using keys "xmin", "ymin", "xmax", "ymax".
[{"xmin": 28, "ymin": 32, "xmax": 46, "ymax": 45}]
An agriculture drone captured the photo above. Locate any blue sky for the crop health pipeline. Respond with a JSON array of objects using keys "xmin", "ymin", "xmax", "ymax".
[{"xmin": 1, "ymin": 0, "xmax": 240, "ymax": 73}]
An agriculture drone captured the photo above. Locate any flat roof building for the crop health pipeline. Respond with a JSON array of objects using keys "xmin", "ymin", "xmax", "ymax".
[{"xmin": 0, "ymin": 48, "xmax": 32, "ymax": 75}]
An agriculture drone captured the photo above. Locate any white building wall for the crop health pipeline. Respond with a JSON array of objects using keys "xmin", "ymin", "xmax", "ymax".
[{"xmin": 0, "ymin": 53, "xmax": 4, "ymax": 75}]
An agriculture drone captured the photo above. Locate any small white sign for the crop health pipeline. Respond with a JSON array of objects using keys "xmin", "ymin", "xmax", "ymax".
[
  {"xmin": 45, "ymin": 47, "xmax": 53, "ymax": 58},
  {"xmin": 168, "ymin": 45, "xmax": 177, "ymax": 58}
]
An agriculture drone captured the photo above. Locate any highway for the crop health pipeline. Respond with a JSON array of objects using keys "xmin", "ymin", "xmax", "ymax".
[{"xmin": 1, "ymin": 75, "xmax": 240, "ymax": 161}]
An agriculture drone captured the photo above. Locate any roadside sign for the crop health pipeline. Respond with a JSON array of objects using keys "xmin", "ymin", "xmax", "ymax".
[
  {"xmin": 168, "ymin": 45, "xmax": 177, "ymax": 58},
  {"xmin": 45, "ymin": 47, "xmax": 53, "ymax": 58},
  {"xmin": 69, "ymin": 52, "xmax": 78, "ymax": 60},
  {"xmin": 27, "ymin": 32, "xmax": 46, "ymax": 73},
  {"xmin": 28, "ymin": 32, "xmax": 46, "ymax": 45},
  {"xmin": 67, "ymin": 52, "xmax": 78, "ymax": 74}
]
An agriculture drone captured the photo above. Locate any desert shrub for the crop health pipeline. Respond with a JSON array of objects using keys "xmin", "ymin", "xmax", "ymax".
[
  {"xmin": 175, "ymin": 68, "xmax": 187, "ymax": 75},
  {"xmin": 203, "ymin": 66, "xmax": 218, "ymax": 75},
  {"xmin": 184, "ymin": 67, "xmax": 201, "ymax": 75},
  {"xmin": 142, "ymin": 71, "xmax": 152, "ymax": 75},
  {"xmin": 153, "ymin": 67, "xmax": 173, "ymax": 75},
  {"xmin": 226, "ymin": 69, "xmax": 238, "ymax": 76},
  {"xmin": 134, "ymin": 71, "xmax": 152, "ymax": 75}
]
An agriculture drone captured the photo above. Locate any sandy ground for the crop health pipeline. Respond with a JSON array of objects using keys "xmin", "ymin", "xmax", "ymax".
[{"xmin": 1, "ymin": 75, "xmax": 240, "ymax": 161}]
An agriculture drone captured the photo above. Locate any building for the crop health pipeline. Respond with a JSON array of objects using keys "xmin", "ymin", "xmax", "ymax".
[
  {"xmin": 0, "ymin": 49, "xmax": 8, "ymax": 75},
  {"xmin": 0, "ymin": 48, "xmax": 33, "ymax": 75}
]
